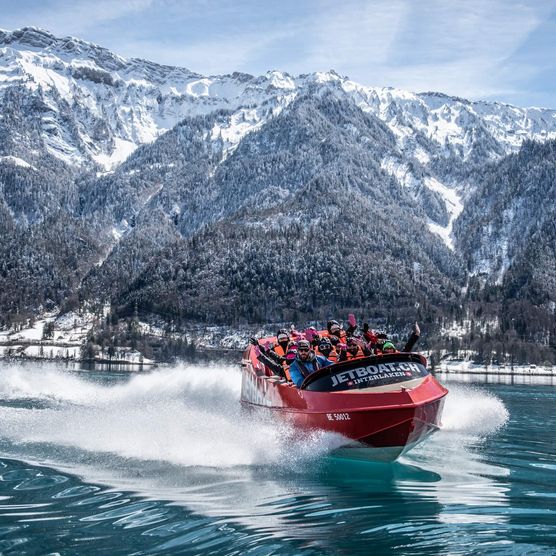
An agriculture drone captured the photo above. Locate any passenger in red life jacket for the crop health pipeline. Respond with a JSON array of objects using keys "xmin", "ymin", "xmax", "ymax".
[
  {"xmin": 369, "ymin": 332, "xmax": 388, "ymax": 355},
  {"xmin": 288, "ymin": 339, "xmax": 333, "ymax": 388},
  {"xmin": 367, "ymin": 322, "xmax": 421, "ymax": 354}
]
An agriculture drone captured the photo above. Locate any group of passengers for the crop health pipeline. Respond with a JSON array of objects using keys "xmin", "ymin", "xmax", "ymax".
[{"xmin": 250, "ymin": 318, "xmax": 420, "ymax": 387}]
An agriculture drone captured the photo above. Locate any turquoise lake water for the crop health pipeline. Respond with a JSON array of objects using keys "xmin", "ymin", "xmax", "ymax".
[{"xmin": 0, "ymin": 363, "xmax": 554, "ymax": 555}]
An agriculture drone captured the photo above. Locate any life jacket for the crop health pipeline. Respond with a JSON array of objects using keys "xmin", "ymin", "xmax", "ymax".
[
  {"xmin": 272, "ymin": 342, "xmax": 288, "ymax": 358},
  {"xmin": 283, "ymin": 364, "xmax": 292, "ymax": 382},
  {"xmin": 324, "ymin": 329, "xmax": 347, "ymax": 343},
  {"xmin": 363, "ymin": 330, "xmax": 377, "ymax": 344},
  {"xmin": 316, "ymin": 347, "xmax": 338, "ymax": 363},
  {"xmin": 344, "ymin": 346, "xmax": 365, "ymax": 360},
  {"xmin": 273, "ymin": 342, "xmax": 292, "ymax": 381}
]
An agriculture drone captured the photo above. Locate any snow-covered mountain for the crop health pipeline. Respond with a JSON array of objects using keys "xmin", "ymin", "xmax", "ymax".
[
  {"xmin": 3, "ymin": 27, "xmax": 556, "ymax": 248},
  {"xmin": 3, "ymin": 28, "xmax": 555, "ymax": 166},
  {"xmin": 1, "ymin": 27, "xmax": 555, "ymax": 358}
]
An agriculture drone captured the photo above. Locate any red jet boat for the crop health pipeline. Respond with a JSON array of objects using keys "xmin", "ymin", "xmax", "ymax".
[{"xmin": 240, "ymin": 335, "xmax": 448, "ymax": 460}]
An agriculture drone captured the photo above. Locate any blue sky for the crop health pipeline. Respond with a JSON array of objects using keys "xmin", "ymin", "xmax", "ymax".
[{"xmin": 3, "ymin": 0, "xmax": 556, "ymax": 108}]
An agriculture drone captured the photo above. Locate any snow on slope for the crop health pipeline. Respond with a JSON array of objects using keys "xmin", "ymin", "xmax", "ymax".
[
  {"xmin": 0, "ymin": 155, "xmax": 36, "ymax": 170},
  {"xmin": 424, "ymin": 176, "xmax": 463, "ymax": 250},
  {"xmin": 3, "ymin": 27, "xmax": 556, "ymax": 174},
  {"xmin": 0, "ymin": 29, "xmax": 300, "ymax": 170}
]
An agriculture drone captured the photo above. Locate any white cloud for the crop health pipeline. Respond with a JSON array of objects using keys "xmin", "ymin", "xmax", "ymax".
[
  {"xmin": 300, "ymin": 0, "xmax": 409, "ymax": 70},
  {"xmin": 286, "ymin": 0, "xmax": 556, "ymax": 100}
]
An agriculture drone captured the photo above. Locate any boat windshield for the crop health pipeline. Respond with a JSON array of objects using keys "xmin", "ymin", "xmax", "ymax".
[{"xmin": 301, "ymin": 354, "xmax": 429, "ymax": 391}]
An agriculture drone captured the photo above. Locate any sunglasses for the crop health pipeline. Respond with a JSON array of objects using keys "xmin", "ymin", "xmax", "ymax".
[{"xmin": 297, "ymin": 347, "xmax": 310, "ymax": 352}]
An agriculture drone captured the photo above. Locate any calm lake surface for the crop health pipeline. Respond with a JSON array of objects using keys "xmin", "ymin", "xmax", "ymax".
[{"xmin": 0, "ymin": 362, "xmax": 554, "ymax": 555}]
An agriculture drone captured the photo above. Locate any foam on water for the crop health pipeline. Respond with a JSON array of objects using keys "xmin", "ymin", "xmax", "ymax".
[
  {"xmin": 403, "ymin": 384, "xmax": 510, "ymax": 482},
  {"xmin": 441, "ymin": 384, "xmax": 509, "ymax": 434},
  {"xmin": 0, "ymin": 364, "xmax": 346, "ymax": 468}
]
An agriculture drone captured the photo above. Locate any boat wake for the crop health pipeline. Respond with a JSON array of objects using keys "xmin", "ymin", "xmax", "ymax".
[
  {"xmin": 402, "ymin": 383, "xmax": 509, "ymax": 476},
  {"xmin": 0, "ymin": 363, "xmax": 513, "ymax": 528},
  {"xmin": 0, "ymin": 363, "xmax": 347, "ymax": 469}
]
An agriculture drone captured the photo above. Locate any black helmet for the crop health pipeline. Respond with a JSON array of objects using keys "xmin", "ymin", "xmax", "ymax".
[{"xmin": 319, "ymin": 337, "xmax": 332, "ymax": 348}]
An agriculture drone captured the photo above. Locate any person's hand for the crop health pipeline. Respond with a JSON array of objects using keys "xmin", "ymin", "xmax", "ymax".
[
  {"xmin": 363, "ymin": 322, "xmax": 369, "ymax": 333},
  {"xmin": 413, "ymin": 322, "xmax": 421, "ymax": 336},
  {"xmin": 249, "ymin": 337, "xmax": 259, "ymax": 346}
]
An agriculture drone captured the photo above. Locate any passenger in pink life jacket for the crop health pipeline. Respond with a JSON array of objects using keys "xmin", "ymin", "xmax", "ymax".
[
  {"xmin": 304, "ymin": 326, "xmax": 321, "ymax": 348},
  {"xmin": 288, "ymin": 339, "xmax": 333, "ymax": 388}
]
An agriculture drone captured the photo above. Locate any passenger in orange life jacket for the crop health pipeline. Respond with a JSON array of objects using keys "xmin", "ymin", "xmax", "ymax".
[
  {"xmin": 327, "ymin": 320, "xmax": 347, "ymax": 342},
  {"xmin": 316, "ymin": 337, "xmax": 338, "ymax": 362},
  {"xmin": 337, "ymin": 337, "xmax": 371, "ymax": 362},
  {"xmin": 271, "ymin": 329, "xmax": 290, "ymax": 358}
]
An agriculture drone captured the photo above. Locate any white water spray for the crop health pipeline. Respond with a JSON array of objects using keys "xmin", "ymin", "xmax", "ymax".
[
  {"xmin": 441, "ymin": 384, "xmax": 509, "ymax": 435},
  {"xmin": 0, "ymin": 364, "xmax": 345, "ymax": 468}
]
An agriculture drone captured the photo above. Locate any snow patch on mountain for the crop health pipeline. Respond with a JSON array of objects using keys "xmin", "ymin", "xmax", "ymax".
[
  {"xmin": 381, "ymin": 157, "xmax": 420, "ymax": 189},
  {"xmin": 0, "ymin": 155, "xmax": 36, "ymax": 170},
  {"xmin": 210, "ymin": 98, "xmax": 295, "ymax": 161},
  {"xmin": 91, "ymin": 138, "xmax": 136, "ymax": 170},
  {"xmin": 424, "ymin": 177, "xmax": 463, "ymax": 250},
  {"xmin": 381, "ymin": 158, "xmax": 464, "ymax": 249}
]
